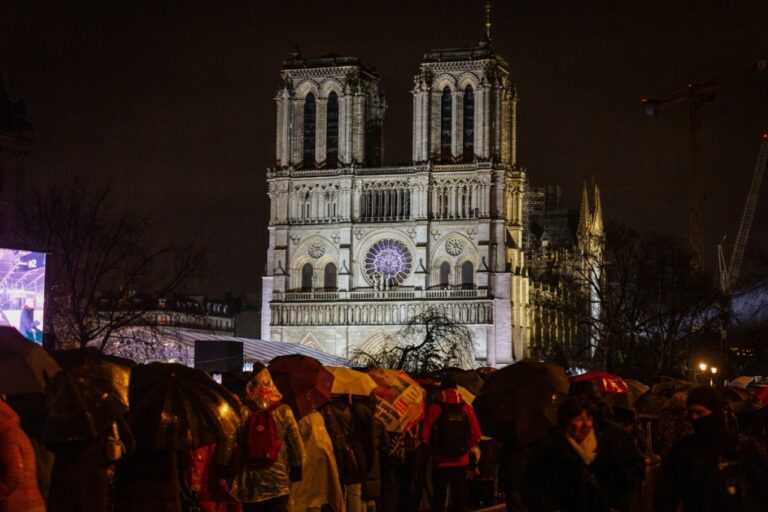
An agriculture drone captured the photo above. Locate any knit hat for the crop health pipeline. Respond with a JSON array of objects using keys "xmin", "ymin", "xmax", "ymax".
[
  {"xmin": 686, "ymin": 385, "xmax": 723, "ymax": 414},
  {"xmin": 440, "ymin": 376, "xmax": 458, "ymax": 390}
]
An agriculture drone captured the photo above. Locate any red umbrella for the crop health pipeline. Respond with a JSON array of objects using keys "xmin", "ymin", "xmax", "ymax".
[
  {"xmin": 268, "ymin": 354, "xmax": 334, "ymax": 418},
  {"xmin": 754, "ymin": 386, "xmax": 768, "ymax": 404},
  {"xmin": 569, "ymin": 371, "xmax": 629, "ymax": 394}
]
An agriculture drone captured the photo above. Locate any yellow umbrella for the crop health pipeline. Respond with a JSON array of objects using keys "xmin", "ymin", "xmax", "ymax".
[
  {"xmin": 457, "ymin": 385, "xmax": 475, "ymax": 404},
  {"xmin": 367, "ymin": 368, "xmax": 426, "ymax": 433},
  {"xmin": 326, "ymin": 366, "xmax": 377, "ymax": 396}
]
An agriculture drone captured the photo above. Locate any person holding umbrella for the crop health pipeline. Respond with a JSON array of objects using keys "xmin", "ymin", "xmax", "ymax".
[
  {"xmin": 522, "ymin": 396, "xmax": 613, "ymax": 512},
  {"xmin": 0, "ymin": 398, "xmax": 45, "ymax": 512},
  {"xmin": 222, "ymin": 368, "xmax": 304, "ymax": 512}
]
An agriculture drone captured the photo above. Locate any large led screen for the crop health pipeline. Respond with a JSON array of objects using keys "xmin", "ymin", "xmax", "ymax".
[{"xmin": 0, "ymin": 249, "xmax": 46, "ymax": 343}]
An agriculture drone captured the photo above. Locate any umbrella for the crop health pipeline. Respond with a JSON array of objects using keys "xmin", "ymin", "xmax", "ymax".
[
  {"xmin": 128, "ymin": 363, "xmax": 240, "ymax": 449},
  {"xmin": 367, "ymin": 368, "xmax": 426, "ymax": 433},
  {"xmin": 326, "ymin": 366, "xmax": 377, "ymax": 396},
  {"xmin": 268, "ymin": 354, "xmax": 334, "ymax": 418},
  {"xmin": 50, "ymin": 346, "xmax": 136, "ymax": 370},
  {"xmin": 723, "ymin": 386, "xmax": 765, "ymax": 414},
  {"xmin": 435, "ymin": 368, "xmax": 486, "ymax": 395},
  {"xmin": 457, "ymin": 385, "xmax": 475, "ymax": 404},
  {"xmin": 605, "ymin": 378, "xmax": 649, "ymax": 410},
  {"xmin": 43, "ymin": 359, "xmax": 130, "ymax": 442},
  {"xmin": 634, "ymin": 377, "xmax": 696, "ymax": 417},
  {"xmin": 569, "ymin": 371, "xmax": 629, "ymax": 394},
  {"xmin": 754, "ymin": 386, "xmax": 768, "ymax": 404},
  {"xmin": 474, "ymin": 359, "xmax": 569, "ymax": 445},
  {"xmin": 0, "ymin": 326, "xmax": 61, "ymax": 395}
]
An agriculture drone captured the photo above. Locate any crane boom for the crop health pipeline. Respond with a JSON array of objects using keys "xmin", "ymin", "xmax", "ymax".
[
  {"xmin": 641, "ymin": 58, "xmax": 768, "ymax": 267},
  {"xmin": 728, "ymin": 135, "xmax": 768, "ymax": 288}
]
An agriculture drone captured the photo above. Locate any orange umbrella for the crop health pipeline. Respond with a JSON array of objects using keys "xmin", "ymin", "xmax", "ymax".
[{"xmin": 367, "ymin": 368, "xmax": 425, "ymax": 433}]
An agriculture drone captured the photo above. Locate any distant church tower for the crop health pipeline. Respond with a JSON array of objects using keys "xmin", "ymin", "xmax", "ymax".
[{"xmin": 262, "ymin": 11, "xmax": 530, "ymax": 365}]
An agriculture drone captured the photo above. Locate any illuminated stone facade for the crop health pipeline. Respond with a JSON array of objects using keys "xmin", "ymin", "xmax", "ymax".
[{"xmin": 261, "ymin": 41, "xmax": 530, "ymax": 366}]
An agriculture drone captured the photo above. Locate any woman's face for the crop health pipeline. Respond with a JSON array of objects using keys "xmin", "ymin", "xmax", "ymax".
[{"xmin": 566, "ymin": 410, "xmax": 593, "ymax": 443}]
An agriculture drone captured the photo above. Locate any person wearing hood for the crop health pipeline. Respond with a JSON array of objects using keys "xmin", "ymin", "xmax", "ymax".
[
  {"xmin": 219, "ymin": 368, "xmax": 305, "ymax": 512},
  {"xmin": 0, "ymin": 399, "xmax": 45, "ymax": 512},
  {"xmin": 421, "ymin": 377, "xmax": 482, "ymax": 512},
  {"xmin": 654, "ymin": 385, "xmax": 768, "ymax": 512},
  {"xmin": 522, "ymin": 396, "xmax": 613, "ymax": 512}
]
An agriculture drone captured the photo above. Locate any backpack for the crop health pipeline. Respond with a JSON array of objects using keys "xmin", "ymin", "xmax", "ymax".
[
  {"xmin": 432, "ymin": 401, "xmax": 470, "ymax": 458},
  {"xmin": 244, "ymin": 401, "xmax": 283, "ymax": 468}
]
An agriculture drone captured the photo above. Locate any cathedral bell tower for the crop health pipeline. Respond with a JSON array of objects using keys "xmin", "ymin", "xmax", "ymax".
[{"xmin": 274, "ymin": 49, "xmax": 386, "ymax": 169}]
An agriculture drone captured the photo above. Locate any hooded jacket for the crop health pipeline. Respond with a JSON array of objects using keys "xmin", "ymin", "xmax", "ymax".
[
  {"xmin": 220, "ymin": 369, "xmax": 305, "ymax": 504},
  {"xmin": 421, "ymin": 388, "xmax": 482, "ymax": 467},
  {"xmin": 0, "ymin": 400, "xmax": 45, "ymax": 512}
]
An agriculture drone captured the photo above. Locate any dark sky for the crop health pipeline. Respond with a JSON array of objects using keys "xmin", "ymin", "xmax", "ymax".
[{"xmin": 2, "ymin": 0, "xmax": 768, "ymax": 296}]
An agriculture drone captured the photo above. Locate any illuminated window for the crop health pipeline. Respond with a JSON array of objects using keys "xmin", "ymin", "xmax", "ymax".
[
  {"xmin": 463, "ymin": 86, "xmax": 474, "ymax": 162},
  {"xmin": 461, "ymin": 261, "xmax": 474, "ymax": 288},
  {"xmin": 301, "ymin": 263, "xmax": 313, "ymax": 291},
  {"xmin": 324, "ymin": 263, "xmax": 337, "ymax": 290},
  {"xmin": 326, "ymin": 92, "xmax": 339, "ymax": 167},
  {"xmin": 303, "ymin": 93, "xmax": 316, "ymax": 167},
  {"xmin": 439, "ymin": 261, "xmax": 451, "ymax": 288},
  {"xmin": 440, "ymin": 87, "xmax": 452, "ymax": 162}
]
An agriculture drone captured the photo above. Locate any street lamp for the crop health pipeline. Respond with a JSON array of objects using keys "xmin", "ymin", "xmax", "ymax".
[{"xmin": 699, "ymin": 362, "xmax": 708, "ymax": 372}]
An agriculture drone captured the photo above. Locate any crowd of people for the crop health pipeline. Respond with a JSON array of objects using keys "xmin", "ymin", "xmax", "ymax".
[{"xmin": 3, "ymin": 358, "xmax": 768, "ymax": 512}]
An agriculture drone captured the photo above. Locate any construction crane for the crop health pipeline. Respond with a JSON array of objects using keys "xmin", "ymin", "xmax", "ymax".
[
  {"xmin": 716, "ymin": 134, "xmax": 768, "ymax": 367},
  {"xmin": 642, "ymin": 58, "xmax": 768, "ymax": 268}
]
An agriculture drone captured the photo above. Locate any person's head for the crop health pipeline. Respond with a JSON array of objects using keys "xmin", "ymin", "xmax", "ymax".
[
  {"xmin": 23, "ymin": 297, "xmax": 35, "ymax": 309},
  {"xmin": 686, "ymin": 385, "xmax": 722, "ymax": 420},
  {"xmin": 246, "ymin": 368, "xmax": 282, "ymax": 409},
  {"xmin": 440, "ymin": 376, "xmax": 458, "ymax": 390},
  {"xmin": 558, "ymin": 396, "xmax": 597, "ymax": 443},
  {"xmin": 686, "ymin": 385, "xmax": 725, "ymax": 437}
]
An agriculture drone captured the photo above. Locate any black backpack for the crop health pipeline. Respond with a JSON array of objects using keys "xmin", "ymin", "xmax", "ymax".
[{"xmin": 432, "ymin": 401, "xmax": 470, "ymax": 458}]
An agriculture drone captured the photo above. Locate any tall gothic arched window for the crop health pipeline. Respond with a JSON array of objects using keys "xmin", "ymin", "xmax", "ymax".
[
  {"xmin": 303, "ymin": 93, "xmax": 316, "ymax": 168},
  {"xmin": 326, "ymin": 92, "xmax": 339, "ymax": 167},
  {"xmin": 463, "ymin": 86, "xmax": 474, "ymax": 162},
  {"xmin": 461, "ymin": 261, "xmax": 474, "ymax": 289},
  {"xmin": 440, "ymin": 87, "xmax": 452, "ymax": 162},
  {"xmin": 439, "ymin": 261, "xmax": 451, "ymax": 288},
  {"xmin": 324, "ymin": 263, "xmax": 337, "ymax": 290},
  {"xmin": 301, "ymin": 263, "xmax": 313, "ymax": 291}
]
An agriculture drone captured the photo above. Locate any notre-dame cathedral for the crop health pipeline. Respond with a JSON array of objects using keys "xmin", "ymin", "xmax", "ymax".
[{"xmin": 260, "ymin": 29, "xmax": 602, "ymax": 366}]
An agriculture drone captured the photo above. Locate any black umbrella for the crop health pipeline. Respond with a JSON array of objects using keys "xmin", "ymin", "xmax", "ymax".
[
  {"xmin": 0, "ymin": 326, "xmax": 61, "ymax": 395},
  {"xmin": 43, "ymin": 358, "xmax": 130, "ymax": 442},
  {"xmin": 474, "ymin": 359, "xmax": 569, "ymax": 446},
  {"xmin": 128, "ymin": 363, "xmax": 241, "ymax": 449},
  {"xmin": 434, "ymin": 368, "xmax": 486, "ymax": 395},
  {"xmin": 50, "ymin": 346, "xmax": 136, "ymax": 370}
]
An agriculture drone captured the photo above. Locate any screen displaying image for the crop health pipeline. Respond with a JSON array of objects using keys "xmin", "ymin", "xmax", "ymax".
[{"xmin": 0, "ymin": 248, "xmax": 46, "ymax": 344}]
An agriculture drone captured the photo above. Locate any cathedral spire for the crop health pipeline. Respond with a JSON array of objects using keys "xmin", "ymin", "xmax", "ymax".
[
  {"xmin": 484, "ymin": 2, "xmax": 493, "ymax": 43},
  {"xmin": 591, "ymin": 184, "xmax": 604, "ymax": 236},
  {"xmin": 578, "ymin": 181, "xmax": 591, "ymax": 237}
]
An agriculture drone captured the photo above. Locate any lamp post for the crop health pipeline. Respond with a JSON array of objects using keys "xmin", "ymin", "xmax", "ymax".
[{"xmin": 710, "ymin": 366, "xmax": 718, "ymax": 386}]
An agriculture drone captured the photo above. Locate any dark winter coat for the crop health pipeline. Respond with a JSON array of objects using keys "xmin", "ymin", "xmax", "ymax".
[
  {"xmin": 362, "ymin": 409, "xmax": 386, "ymax": 500},
  {"xmin": 114, "ymin": 449, "xmax": 183, "ymax": 512},
  {"xmin": 654, "ymin": 428, "xmax": 768, "ymax": 512},
  {"xmin": 47, "ymin": 424, "xmax": 125, "ymax": 512},
  {"xmin": 522, "ymin": 429, "xmax": 612, "ymax": 512},
  {"xmin": 320, "ymin": 399, "xmax": 367, "ymax": 484},
  {"xmin": 590, "ymin": 419, "xmax": 645, "ymax": 512},
  {"xmin": 0, "ymin": 400, "xmax": 45, "ymax": 512}
]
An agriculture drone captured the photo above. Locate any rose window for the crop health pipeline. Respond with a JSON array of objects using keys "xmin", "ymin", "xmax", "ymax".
[
  {"xmin": 446, "ymin": 238, "xmax": 464, "ymax": 256},
  {"xmin": 364, "ymin": 239, "xmax": 412, "ymax": 287},
  {"xmin": 308, "ymin": 241, "xmax": 326, "ymax": 259}
]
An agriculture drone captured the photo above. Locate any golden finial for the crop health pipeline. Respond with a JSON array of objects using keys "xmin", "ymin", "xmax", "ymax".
[{"xmin": 484, "ymin": 2, "xmax": 492, "ymax": 42}]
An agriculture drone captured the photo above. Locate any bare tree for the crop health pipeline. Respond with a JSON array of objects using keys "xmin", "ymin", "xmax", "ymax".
[
  {"xmin": 350, "ymin": 308, "xmax": 475, "ymax": 375},
  {"xmin": 538, "ymin": 226, "xmax": 718, "ymax": 380},
  {"xmin": 14, "ymin": 181, "xmax": 208, "ymax": 350}
]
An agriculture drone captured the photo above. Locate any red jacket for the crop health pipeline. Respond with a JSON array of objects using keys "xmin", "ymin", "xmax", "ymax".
[
  {"xmin": 421, "ymin": 389, "xmax": 482, "ymax": 467},
  {"xmin": 0, "ymin": 401, "xmax": 45, "ymax": 512},
  {"xmin": 188, "ymin": 444, "xmax": 242, "ymax": 512}
]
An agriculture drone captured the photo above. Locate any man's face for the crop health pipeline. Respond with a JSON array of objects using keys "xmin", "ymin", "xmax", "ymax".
[
  {"xmin": 566, "ymin": 410, "xmax": 594, "ymax": 443},
  {"xmin": 687, "ymin": 404, "xmax": 713, "ymax": 420}
]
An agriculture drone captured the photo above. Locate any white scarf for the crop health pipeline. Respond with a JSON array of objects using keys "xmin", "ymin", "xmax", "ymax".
[{"xmin": 566, "ymin": 428, "xmax": 598, "ymax": 465}]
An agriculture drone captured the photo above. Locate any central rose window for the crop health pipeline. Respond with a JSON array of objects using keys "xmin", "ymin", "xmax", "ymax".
[{"xmin": 364, "ymin": 239, "xmax": 413, "ymax": 287}]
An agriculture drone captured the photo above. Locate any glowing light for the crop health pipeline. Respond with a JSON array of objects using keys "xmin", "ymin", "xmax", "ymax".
[
  {"xmin": 711, "ymin": 367, "xmax": 718, "ymax": 374},
  {"xmin": 699, "ymin": 362, "xmax": 708, "ymax": 372}
]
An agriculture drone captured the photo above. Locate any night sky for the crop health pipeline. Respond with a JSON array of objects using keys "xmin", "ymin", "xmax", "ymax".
[{"xmin": 2, "ymin": 1, "xmax": 768, "ymax": 296}]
